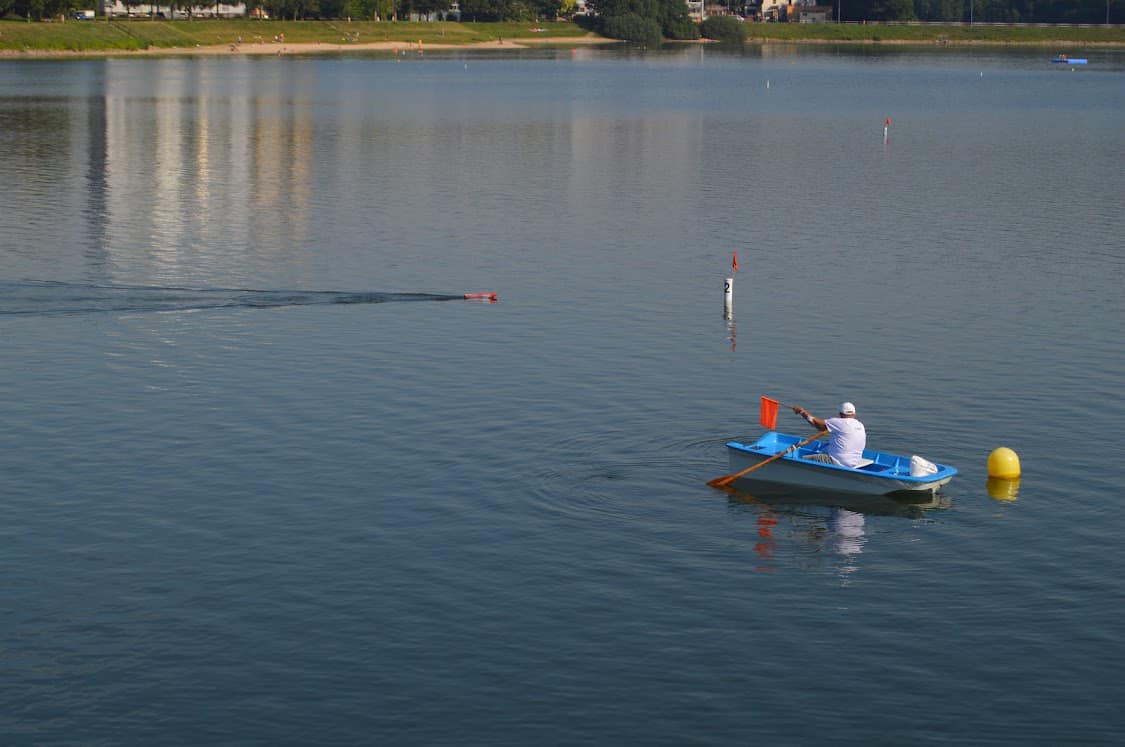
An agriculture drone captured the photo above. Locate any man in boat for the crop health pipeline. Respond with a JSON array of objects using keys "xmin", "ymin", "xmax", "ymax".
[{"xmin": 791, "ymin": 402, "xmax": 867, "ymax": 468}]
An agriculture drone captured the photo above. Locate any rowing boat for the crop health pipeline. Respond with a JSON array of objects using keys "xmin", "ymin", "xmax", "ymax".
[
  {"xmin": 723, "ymin": 431, "xmax": 957, "ymax": 495},
  {"xmin": 1051, "ymin": 57, "xmax": 1087, "ymax": 64}
]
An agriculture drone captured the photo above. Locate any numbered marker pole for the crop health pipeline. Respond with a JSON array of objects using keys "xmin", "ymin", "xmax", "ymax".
[{"xmin": 724, "ymin": 277, "xmax": 734, "ymax": 318}]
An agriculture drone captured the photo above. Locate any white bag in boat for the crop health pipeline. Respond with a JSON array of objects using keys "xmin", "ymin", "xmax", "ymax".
[{"xmin": 910, "ymin": 455, "xmax": 938, "ymax": 477}]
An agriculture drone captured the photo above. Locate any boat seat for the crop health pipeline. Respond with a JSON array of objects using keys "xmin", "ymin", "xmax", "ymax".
[{"xmin": 801, "ymin": 455, "xmax": 875, "ymax": 469}]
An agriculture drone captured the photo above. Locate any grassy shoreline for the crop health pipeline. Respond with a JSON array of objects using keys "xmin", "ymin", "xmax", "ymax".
[
  {"xmin": 0, "ymin": 20, "xmax": 595, "ymax": 54},
  {"xmin": 2, "ymin": 19, "xmax": 1124, "ymax": 56}
]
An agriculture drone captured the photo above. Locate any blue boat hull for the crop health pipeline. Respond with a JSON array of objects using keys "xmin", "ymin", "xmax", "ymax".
[
  {"xmin": 725, "ymin": 431, "xmax": 957, "ymax": 495},
  {"xmin": 1051, "ymin": 58, "xmax": 1087, "ymax": 64}
]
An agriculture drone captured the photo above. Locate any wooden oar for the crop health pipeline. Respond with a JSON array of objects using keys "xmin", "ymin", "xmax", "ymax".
[{"xmin": 707, "ymin": 430, "xmax": 828, "ymax": 488}]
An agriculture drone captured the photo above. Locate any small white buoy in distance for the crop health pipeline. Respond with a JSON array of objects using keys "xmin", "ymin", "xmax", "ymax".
[{"xmin": 724, "ymin": 252, "xmax": 738, "ymax": 319}]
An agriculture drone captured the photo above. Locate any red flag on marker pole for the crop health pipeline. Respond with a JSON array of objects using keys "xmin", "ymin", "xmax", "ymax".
[
  {"xmin": 732, "ymin": 252, "xmax": 740, "ymax": 272},
  {"xmin": 759, "ymin": 396, "xmax": 780, "ymax": 429}
]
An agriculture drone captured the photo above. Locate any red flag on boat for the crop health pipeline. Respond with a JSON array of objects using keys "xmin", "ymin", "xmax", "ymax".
[
  {"xmin": 759, "ymin": 396, "xmax": 780, "ymax": 429},
  {"xmin": 732, "ymin": 252, "xmax": 740, "ymax": 272}
]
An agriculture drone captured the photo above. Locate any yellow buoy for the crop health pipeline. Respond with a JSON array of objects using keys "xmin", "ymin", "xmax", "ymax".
[{"xmin": 987, "ymin": 447, "xmax": 1021, "ymax": 479}]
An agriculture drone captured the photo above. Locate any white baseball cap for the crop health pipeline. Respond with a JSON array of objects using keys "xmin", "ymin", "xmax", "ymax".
[{"xmin": 840, "ymin": 402, "xmax": 856, "ymax": 415}]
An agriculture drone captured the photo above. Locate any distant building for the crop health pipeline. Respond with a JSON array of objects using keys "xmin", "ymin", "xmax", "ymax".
[
  {"xmin": 796, "ymin": 5, "xmax": 831, "ymax": 22},
  {"xmin": 761, "ymin": 2, "xmax": 831, "ymax": 21},
  {"xmin": 99, "ymin": 1, "xmax": 247, "ymax": 18},
  {"xmin": 701, "ymin": 3, "xmax": 754, "ymax": 20}
]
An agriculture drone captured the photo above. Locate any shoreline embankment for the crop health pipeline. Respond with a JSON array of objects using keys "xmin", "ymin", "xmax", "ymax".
[{"xmin": 2, "ymin": 20, "xmax": 1124, "ymax": 59}]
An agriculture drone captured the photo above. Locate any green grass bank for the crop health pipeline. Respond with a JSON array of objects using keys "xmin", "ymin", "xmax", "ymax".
[
  {"xmin": 2, "ymin": 19, "xmax": 1124, "ymax": 55},
  {"xmin": 0, "ymin": 20, "xmax": 595, "ymax": 53},
  {"xmin": 744, "ymin": 22, "xmax": 1125, "ymax": 45}
]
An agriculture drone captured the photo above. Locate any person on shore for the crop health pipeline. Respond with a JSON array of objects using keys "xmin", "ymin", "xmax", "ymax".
[{"xmin": 791, "ymin": 402, "xmax": 866, "ymax": 467}]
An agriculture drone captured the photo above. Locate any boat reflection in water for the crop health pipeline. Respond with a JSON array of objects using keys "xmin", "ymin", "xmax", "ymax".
[{"xmin": 722, "ymin": 482, "xmax": 951, "ymax": 580}]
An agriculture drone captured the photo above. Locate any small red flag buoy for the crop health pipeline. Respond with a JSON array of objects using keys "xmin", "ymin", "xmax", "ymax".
[{"xmin": 732, "ymin": 252, "xmax": 740, "ymax": 272}]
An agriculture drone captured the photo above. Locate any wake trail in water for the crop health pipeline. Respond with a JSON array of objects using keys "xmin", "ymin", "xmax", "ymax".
[{"xmin": 0, "ymin": 281, "xmax": 478, "ymax": 316}]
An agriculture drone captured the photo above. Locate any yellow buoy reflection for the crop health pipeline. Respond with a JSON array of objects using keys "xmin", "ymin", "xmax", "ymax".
[{"xmin": 987, "ymin": 477, "xmax": 1020, "ymax": 502}]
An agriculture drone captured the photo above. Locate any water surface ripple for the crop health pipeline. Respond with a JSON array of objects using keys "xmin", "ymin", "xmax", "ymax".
[{"xmin": 1, "ymin": 47, "xmax": 1123, "ymax": 745}]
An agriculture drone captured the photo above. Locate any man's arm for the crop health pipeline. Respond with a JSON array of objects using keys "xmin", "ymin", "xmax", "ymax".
[{"xmin": 792, "ymin": 406, "xmax": 825, "ymax": 430}]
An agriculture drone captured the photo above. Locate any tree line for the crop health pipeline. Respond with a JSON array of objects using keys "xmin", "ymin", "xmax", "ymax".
[
  {"xmin": 259, "ymin": 0, "xmax": 573, "ymax": 22},
  {"xmin": 585, "ymin": 0, "xmax": 1117, "ymax": 43},
  {"xmin": 706, "ymin": 0, "xmax": 1117, "ymax": 23},
  {"xmin": 1, "ymin": 0, "xmax": 1117, "ymax": 26},
  {"xmin": 840, "ymin": 0, "xmax": 1116, "ymax": 23},
  {"xmin": 0, "ymin": 0, "xmax": 583, "ymax": 29},
  {"xmin": 0, "ymin": 0, "xmax": 573, "ymax": 20}
]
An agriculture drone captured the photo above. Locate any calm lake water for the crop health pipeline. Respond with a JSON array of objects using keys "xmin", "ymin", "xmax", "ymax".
[{"xmin": 2, "ymin": 44, "xmax": 1123, "ymax": 744}]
